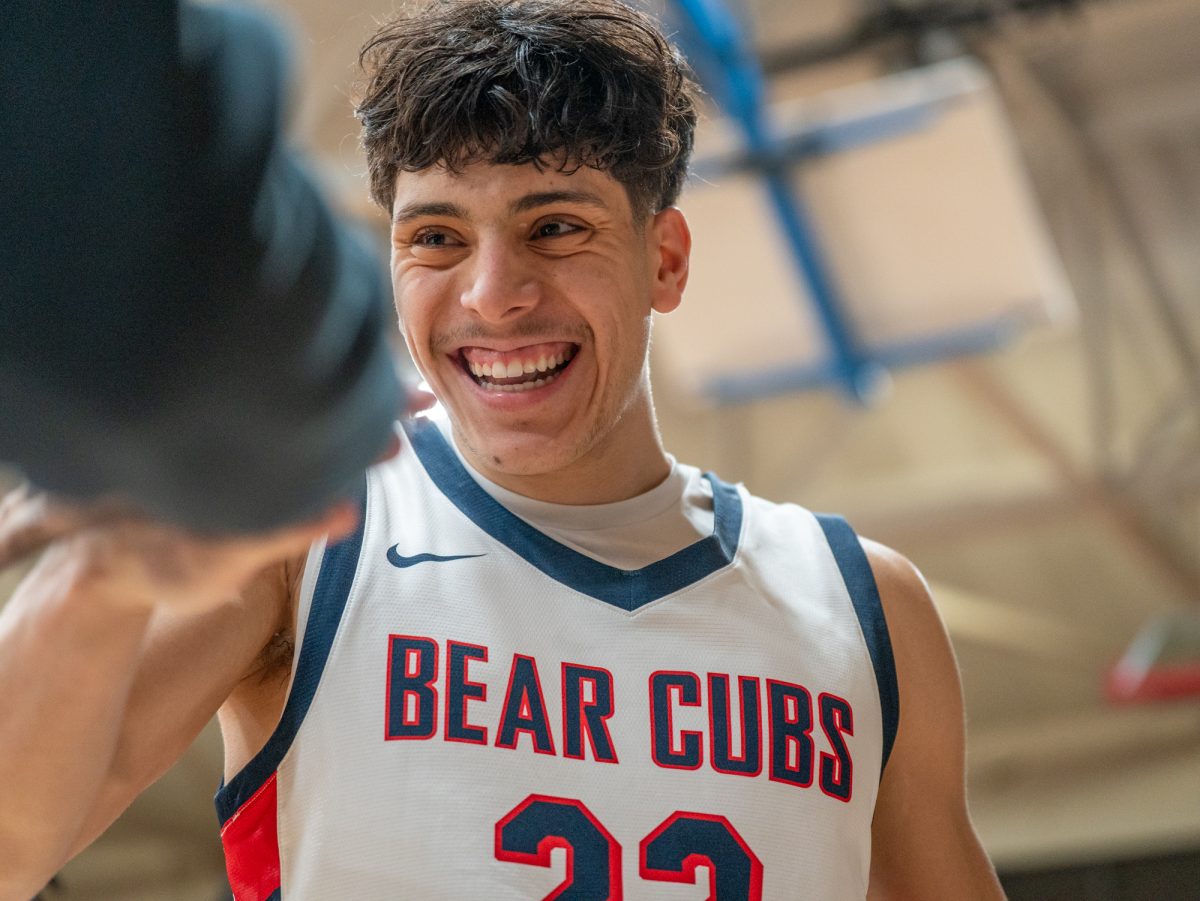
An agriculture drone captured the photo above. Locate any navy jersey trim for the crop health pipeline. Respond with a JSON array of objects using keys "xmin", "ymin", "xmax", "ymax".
[
  {"xmin": 405, "ymin": 418, "xmax": 742, "ymax": 612},
  {"xmin": 815, "ymin": 514, "xmax": 900, "ymax": 775},
  {"xmin": 214, "ymin": 478, "xmax": 369, "ymax": 826}
]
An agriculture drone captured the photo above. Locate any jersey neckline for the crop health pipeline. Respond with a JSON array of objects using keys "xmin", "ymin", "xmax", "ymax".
[{"xmin": 404, "ymin": 417, "xmax": 744, "ymax": 612}]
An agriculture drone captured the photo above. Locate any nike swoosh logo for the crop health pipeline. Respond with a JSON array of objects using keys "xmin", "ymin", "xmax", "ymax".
[{"xmin": 386, "ymin": 546, "xmax": 486, "ymax": 568}]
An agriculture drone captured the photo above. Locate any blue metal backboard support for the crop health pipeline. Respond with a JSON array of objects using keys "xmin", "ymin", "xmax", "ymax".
[{"xmin": 663, "ymin": 0, "xmax": 1015, "ymax": 405}]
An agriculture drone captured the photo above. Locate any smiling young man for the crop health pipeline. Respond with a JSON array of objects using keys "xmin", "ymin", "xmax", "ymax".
[
  {"xmin": 390, "ymin": 160, "xmax": 686, "ymax": 503},
  {"xmin": 0, "ymin": 1, "xmax": 1005, "ymax": 899}
]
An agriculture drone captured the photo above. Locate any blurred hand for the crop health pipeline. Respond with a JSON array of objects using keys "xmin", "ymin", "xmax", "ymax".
[
  {"xmin": 404, "ymin": 385, "xmax": 437, "ymax": 417},
  {"xmin": 377, "ymin": 384, "xmax": 437, "ymax": 462},
  {"xmin": 0, "ymin": 385, "xmax": 437, "ymax": 612},
  {"xmin": 0, "ymin": 483, "xmax": 126, "ymax": 567},
  {"xmin": 0, "ymin": 483, "xmax": 357, "ymax": 614}
]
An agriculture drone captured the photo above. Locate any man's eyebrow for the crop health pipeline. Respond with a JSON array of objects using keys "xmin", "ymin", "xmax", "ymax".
[
  {"xmin": 391, "ymin": 201, "xmax": 469, "ymax": 225},
  {"xmin": 509, "ymin": 190, "xmax": 609, "ymax": 215}
]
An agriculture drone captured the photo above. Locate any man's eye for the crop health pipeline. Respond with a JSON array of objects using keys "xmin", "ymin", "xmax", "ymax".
[
  {"xmin": 534, "ymin": 220, "xmax": 584, "ymax": 239},
  {"xmin": 413, "ymin": 230, "xmax": 449, "ymax": 247}
]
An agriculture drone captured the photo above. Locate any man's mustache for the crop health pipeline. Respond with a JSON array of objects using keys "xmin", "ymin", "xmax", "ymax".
[{"xmin": 430, "ymin": 320, "xmax": 592, "ymax": 352}]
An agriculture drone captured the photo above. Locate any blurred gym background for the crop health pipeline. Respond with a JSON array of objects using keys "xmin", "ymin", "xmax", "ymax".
[{"xmin": 3, "ymin": 0, "xmax": 1198, "ymax": 897}]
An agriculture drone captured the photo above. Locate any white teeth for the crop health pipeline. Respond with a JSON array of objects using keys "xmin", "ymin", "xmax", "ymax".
[
  {"xmin": 480, "ymin": 370, "xmax": 560, "ymax": 392},
  {"xmin": 467, "ymin": 346, "xmax": 576, "ymax": 389}
]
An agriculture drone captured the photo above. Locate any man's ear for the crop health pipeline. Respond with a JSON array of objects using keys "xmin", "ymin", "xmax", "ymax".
[{"xmin": 648, "ymin": 206, "xmax": 691, "ymax": 315}]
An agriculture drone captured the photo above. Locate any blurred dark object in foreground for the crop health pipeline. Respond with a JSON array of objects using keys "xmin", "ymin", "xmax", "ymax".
[{"xmin": 0, "ymin": 2, "xmax": 399, "ymax": 532}]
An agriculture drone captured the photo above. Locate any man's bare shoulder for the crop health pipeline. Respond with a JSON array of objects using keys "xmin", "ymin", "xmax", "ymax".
[
  {"xmin": 858, "ymin": 538, "xmax": 951, "ymax": 666},
  {"xmin": 859, "ymin": 539, "xmax": 931, "ymax": 613},
  {"xmin": 856, "ymin": 536, "xmax": 967, "ymax": 748},
  {"xmin": 857, "ymin": 538, "xmax": 1006, "ymax": 897}
]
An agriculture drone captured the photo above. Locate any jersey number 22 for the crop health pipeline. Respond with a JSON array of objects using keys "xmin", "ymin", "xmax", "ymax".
[{"xmin": 496, "ymin": 794, "xmax": 763, "ymax": 899}]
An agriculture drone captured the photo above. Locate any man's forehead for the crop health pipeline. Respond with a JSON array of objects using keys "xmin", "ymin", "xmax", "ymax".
[{"xmin": 390, "ymin": 161, "xmax": 630, "ymax": 222}]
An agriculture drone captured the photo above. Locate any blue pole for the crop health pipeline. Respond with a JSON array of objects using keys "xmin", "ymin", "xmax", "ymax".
[{"xmin": 668, "ymin": 0, "xmax": 883, "ymax": 401}]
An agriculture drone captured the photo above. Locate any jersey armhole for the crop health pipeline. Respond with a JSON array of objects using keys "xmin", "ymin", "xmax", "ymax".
[
  {"xmin": 814, "ymin": 514, "xmax": 900, "ymax": 777},
  {"xmin": 214, "ymin": 474, "xmax": 370, "ymax": 825}
]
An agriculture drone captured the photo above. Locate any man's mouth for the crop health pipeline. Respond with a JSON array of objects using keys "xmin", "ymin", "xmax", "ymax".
[{"xmin": 457, "ymin": 342, "xmax": 579, "ymax": 394}]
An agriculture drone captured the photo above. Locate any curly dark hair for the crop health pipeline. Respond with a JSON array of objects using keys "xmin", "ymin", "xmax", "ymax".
[{"xmin": 355, "ymin": 0, "xmax": 699, "ymax": 217}]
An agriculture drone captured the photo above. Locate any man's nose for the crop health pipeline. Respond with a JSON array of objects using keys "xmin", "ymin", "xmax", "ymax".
[{"xmin": 458, "ymin": 241, "xmax": 539, "ymax": 323}]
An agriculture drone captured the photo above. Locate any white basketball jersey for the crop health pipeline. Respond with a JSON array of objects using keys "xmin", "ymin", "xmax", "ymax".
[{"xmin": 216, "ymin": 418, "xmax": 899, "ymax": 901}]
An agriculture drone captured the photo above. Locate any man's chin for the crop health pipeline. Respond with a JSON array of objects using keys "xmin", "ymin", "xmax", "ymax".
[{"xmin": 451, "ymin": 422, "xmax": 575, "ymax": 478}]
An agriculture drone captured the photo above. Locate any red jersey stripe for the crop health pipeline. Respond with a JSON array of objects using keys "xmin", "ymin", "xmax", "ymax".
[{"xmin": 220, "ymin": 771, "xmax": 282, "ymax": 900}]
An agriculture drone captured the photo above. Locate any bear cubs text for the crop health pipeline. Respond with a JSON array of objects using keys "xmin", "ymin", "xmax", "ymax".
[{"xmin": 385, "ymin": 635, "xmax": 855, "ymax": 802}]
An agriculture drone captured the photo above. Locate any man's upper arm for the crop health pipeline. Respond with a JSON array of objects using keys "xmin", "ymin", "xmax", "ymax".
[
  {"xmin": 65, "ymin": 558, "xmax": 295, "ymax": 860},
  {"xmin": 862, "ymin": 539, "xmax": 1005, "ymax": 900}
]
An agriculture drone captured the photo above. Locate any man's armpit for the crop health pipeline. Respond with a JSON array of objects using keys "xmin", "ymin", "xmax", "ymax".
[
  {"xmin": 247, "ymin": 629, "xmax": 295, "ymax": 684},
  {"xmin": 237, "ymin": 552, "xmax": 305, "ymax": 685}
]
